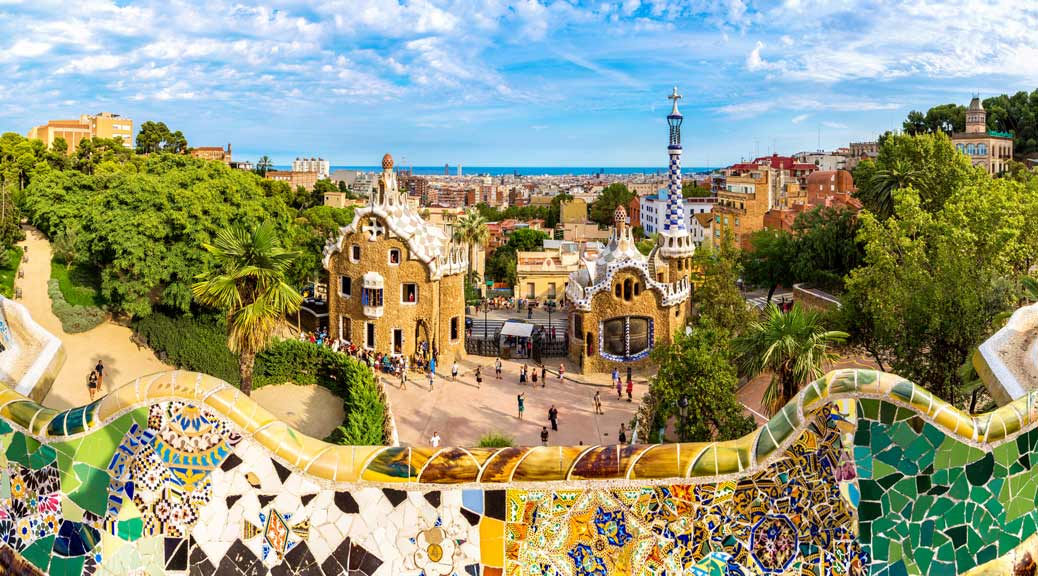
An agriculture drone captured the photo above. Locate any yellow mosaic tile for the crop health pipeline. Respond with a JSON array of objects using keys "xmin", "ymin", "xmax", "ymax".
[{"xmin": 479, "ymin": 517, "xmax": 505, "ymax": 568}]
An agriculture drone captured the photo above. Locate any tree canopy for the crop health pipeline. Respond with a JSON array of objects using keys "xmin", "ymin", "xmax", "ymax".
[
  {"xmin": 484, "ymin": 228, "xmax": 548, "ymax": 287},
  {"xmin": 843, "ymin": 177, "xmax": 1038, "ymax": 408},
  {"xmin": 682, "ymin": 180, "xmax": 712, "ymax": 198},
  {"xmin": 589, "ymin": 183, "xmax": 635, "ymax": 225},
  {"xmin": 852, "ymin": 132, "xmax": 981, "ymax": 217},
  {"xmin": 20, "ymin": 152, "xmax": 347, "ymax": 317},
  {"xmin": 902, "ymin": 90, "xmax": 1038, "ymax": 156},
  {"xmin": 135, "ymin": 121, "xmax": 188, "ymax": 155}
]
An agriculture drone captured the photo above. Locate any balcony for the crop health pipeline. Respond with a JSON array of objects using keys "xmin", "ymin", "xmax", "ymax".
[{"xmin": 361, "ymin": 273, "xmax": 384, "ymax": 319}]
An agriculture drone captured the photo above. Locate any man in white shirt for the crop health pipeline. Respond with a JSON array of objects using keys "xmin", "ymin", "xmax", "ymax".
[{"xmin": 430, "ymin": 431, "xmax": 441, "ymax": 448}]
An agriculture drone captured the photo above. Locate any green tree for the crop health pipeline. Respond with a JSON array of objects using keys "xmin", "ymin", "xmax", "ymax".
[
  {"xmin": 589, "ymin": 183, "xmax": 635, "ymax": 225},
  {"xmin": 453, "ymin": 208, "xmax": 490, "ymax": 285},
  {"xmin": 646, "ymin": 324, "xmax": 756, "ymax": 442},
  {"xmin": 791, "ymin": 206, "xmax": 862, "ymax": 292},
  {"xmin": 135, "ymin": 121, "xmax": 188, "ymax": 154},
  {"xmin": 192, "ymin": 223, "xmax": 303, "ymax": 396},
  {"xmin": 854, "ymin": 131, "xmax": 980, "ymax": 218},
  {"xmin": 742, "ymin": 229, "xmax": 796, "ymax": 303},
  {"xmin": 844, "ymin": 180, "xmax": 1032, "ymax": 406},
  {"xmin": 902, "ymin": 103, "xmax": 965, "ymax": 135},
  {"xmin": 485, "ymin": 228, "xmax": 548, "ymax": 286},
  {"xmin": 733, "ymin": 303, "xmax": 847, "ymax": 415},
  {"xmin": 256, "ymin": 156, "xmax": 274, "ymax": 176},
  {"xmin": 692, "ymin": 232, "xmax": 752, "ymax": 336},
  {"xmin": 681, "ymin": 181, "xmax": 712, "ymax": 198}
]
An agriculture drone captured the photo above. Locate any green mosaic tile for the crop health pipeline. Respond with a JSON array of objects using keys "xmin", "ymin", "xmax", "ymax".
[
  {"xmin": 889, "ymin": 421, "xmax": 920, "ymax": 450},
  {"xmin": 893, "ymin": 407, "xmax": 916, "ymax": 422},
  {"xmin": 930, "ymin": 560, "xmax": 956, "ymax": 576},
  {"xmin": 117, "ymin": 517, "xmax": 144, "ymax": 541},
  {"xmin": 994, "ymin": 439, "xmax": 1020, "ymax": 469},
  {"xmin": 73, "ymin": 428, "xmax": 123, "ymax": 469},
  {"xmin": 859, "ymin": 398, "xmax": 881, "ymax": 420},
  {"xmin": 67, "ymin": 462, "xmax": 110, "ymax": 516},
  {"xmin": 880, "ymin": 401, "xmax": 897, "ymax": 425},
  {"xmin": 914, "ymin": 546, "xmax": 935, "ymax": 574},
  {"xmin": 934, "ymin": 436, "xmax": 986, "ymax": 470},
  {"xmin": 20, "ymin": 534, "xmax": 54, "ymax": 572},
  {"xmin": 955, "ymin": 546, "xmax": 975, "ymax": 573},
  {"xmin": 4, "ymin": 431, "xmax": 39, "ymax": 467},
  {"xmin": 965, "ymin": 452, "xmax": 995, "ymax": 486},
  {"xmin": 48, "ymin": 555, "xmax": 84, "ymax": 576},
  {"xmin": 976, "ymin": 544, "xmax": 997, "ymax": 565}
]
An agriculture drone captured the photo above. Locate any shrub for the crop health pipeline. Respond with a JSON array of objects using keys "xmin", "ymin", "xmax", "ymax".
[
  {"xmin": 255, "ymin": 340, "xmax": 388, "ymax": 445},
  {"xmin": 478, "ymin": 432, "xmax": 514, "ymax": 448},
  {"xmin": 133, "ymin": 312, "xmax": 239, "ymax": 384},
  {"xmin": 51, "ymin": 261, "xmax": 104, "ymax": 307},
  {"xmin": 0, "ymin": 248, "xmax": 20, "ymax": 298},
  {"xmin": 48, "ymin": 279, "xmax": 105, "ymax": 333}
]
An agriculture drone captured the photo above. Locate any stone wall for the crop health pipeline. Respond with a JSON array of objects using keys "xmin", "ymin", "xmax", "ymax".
[
  {"xmin": 793, "ymin": 283, "xmax": 843, "ymax": 311},
  {"xmin": 326, "ymin": 221, "xmax": 466, "ymax": 362},
  {"xmin": 2, "ymin": 368, "xmax": 1038, "ymax": 574}
]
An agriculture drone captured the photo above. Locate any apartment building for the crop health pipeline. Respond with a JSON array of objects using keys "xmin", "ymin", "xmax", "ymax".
[{"xmin": 28, "ymin": 112, "xmax": 133, "ymax": 153}]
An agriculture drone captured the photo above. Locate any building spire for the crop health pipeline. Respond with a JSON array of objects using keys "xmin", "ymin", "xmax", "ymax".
[{"xmin": 658, "ymin": 86, "xmax": 695, "ymax": 259}]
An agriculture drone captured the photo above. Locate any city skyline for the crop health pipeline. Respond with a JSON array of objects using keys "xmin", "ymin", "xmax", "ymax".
[{"xmin": 1, "ymin": 1, "xmax": 1036, "ymax": 166}]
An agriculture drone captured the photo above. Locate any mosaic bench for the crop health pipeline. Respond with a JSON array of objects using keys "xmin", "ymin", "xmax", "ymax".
[{"xmin": 0, "ymin": 368, "xmax": 1033, "ymax": 575}]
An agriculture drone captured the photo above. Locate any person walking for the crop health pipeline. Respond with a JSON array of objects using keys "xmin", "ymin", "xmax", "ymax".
[
  {"xmin": 616, "ymin": 376, "xmax": 623, "ymax": 400},
  {"xmin": 618, "ymin": 423, "xmax": 627, "ymax": 445},
  {"xmin": 519, "ymin": 365, "xmax": 527, "ymax": 385},
  {"xmin": 540, "ymin": 365, "xmax": 546, "ymax": 388},
  {"xmin": 612, "ymin": 367, "xmax": 620, "ymax": 390},
  {"xmin": 548, "ymin": 405, "xmax": 558, "ymax": 432},
  {"xmin": 428, "ymin": 369, "xmax": 435, "ymax": 391},
  {"xmin": 400, "ymin": 367, "xmax": 408, "ymax": 390},
  {"xmin": 626, "ymin": 376, "xmax": 634, "ymax": 403},
  {"xmin": 429, "ymin": 357, "xmax": 437, "ymax": 377},
  {"xmin": 558, "ymin": 363, "xmax": 565, "ymax": 382},
  {"xmin": 594, "ymin": 390, "xmax": 603, "ymax": 414},
  {"xmin": 451, "ymin": 361, "xmax": 459, "ymax": 382},
  {"xmin": 531, "ymin": 368, "xmax": 538, "ymax": 386},
  {"xmin": 540, "ymin": 426, "xmax": 549, "ymax": 446},
  {"xmin": 87, "ymin": 370, "xmax": 99, "ymax": 402},
  {"xmin": 94, "ymin": 360, "xmax": 105, "ymax": 389},
  {"xmin": 517, "ymin": 393, "xmax": 526, "ymax": 419},
  {"xmin": 495, "ymin": 357, "xmax": 502, "ymax": 379},
  {"xmin": 430, "ymin": 431, "xmax": 441, "ymax": 448},
  {"xmin": 475, "ymin": 366, "xmax": 482, "ymax": 389}
]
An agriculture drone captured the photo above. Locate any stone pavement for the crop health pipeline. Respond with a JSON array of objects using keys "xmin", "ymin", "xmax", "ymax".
[{"xmin": 381, "ymin": 354, "xmax": 647, "ymax": 448}]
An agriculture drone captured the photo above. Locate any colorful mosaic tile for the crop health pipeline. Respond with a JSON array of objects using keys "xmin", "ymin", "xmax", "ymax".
[{"xmin": 1, "ymin": 369, "xmax": 1038, "ymax": 574}]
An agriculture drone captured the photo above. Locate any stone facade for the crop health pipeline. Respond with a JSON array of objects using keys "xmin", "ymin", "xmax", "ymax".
[
  {"xmin": 324, "ymin": 154, "xmax": 467, "ymax": 362},
  {"xmin": 952, "ymin": 96, "xmax": 1014, "ymax": 176}
]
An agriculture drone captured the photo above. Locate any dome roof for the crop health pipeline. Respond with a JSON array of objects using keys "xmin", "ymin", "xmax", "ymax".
[{"xmin": 382, "ymin": 153, "xmax": 394, "ymax": 170}]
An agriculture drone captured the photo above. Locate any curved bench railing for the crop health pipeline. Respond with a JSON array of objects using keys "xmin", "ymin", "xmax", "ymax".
[
  {"xmin": 0, "ymin": 367, "xmax": 1035, "ymax": 575},
  {"xmin": 5, "ymin": 368, "xmax": 1028, "ymax": 484}
]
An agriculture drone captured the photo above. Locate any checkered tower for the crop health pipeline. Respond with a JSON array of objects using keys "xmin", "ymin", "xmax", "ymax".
[{"xmin": 658, "ymin": 86, "xmax": 695, "ymax": 261}]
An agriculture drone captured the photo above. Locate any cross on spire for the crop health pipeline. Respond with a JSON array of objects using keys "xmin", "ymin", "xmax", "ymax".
[{"xmin": 668, "ymin": 86, "xmax": 682, "ymax": 115}]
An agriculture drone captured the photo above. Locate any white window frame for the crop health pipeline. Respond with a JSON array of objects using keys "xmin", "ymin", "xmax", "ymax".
[
  {"xmin": 350, "ymin": 244, "xmax": 361, "ymax": 263},
  {"xmin": 388, "ymin": 248, "xmax": 401, "ymax": 266},
  {"xmin": 401, "ymin": 283, "xmax": 418, "ymax": 305}
]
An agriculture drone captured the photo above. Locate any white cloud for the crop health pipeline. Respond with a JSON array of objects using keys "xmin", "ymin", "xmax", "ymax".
[
  {"xmin": 56, "ymin": 54, "xmax": 126, "ymax": 74},
  {"xmin": 0, "ymin": 40, "xmax": 51, "ymax": 60},
  {"xmin": 822, "ymin": 120, "xmax": 847, "ymax": 129},
  {"xmin": 791, "ymin": 113, "xmax": 809, "ymax": 124}
]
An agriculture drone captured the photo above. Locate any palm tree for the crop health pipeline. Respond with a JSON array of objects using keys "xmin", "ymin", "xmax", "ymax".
[
  {"xmin": 861, "ymin": 158, "xmax": 922, "ymax": 219},
  {"xmin": 256, "ymin": 155, "xmax": 274, "ymax": 176},
  {"xmin": 733, "ymin": 303, "xmax": 848, "ymax": 415},
  {"xmin": 192, "ymin": 223, "xmax": 302, "ymax": 396},
  {"xmin": 453, "ymin": 209, "xmax": 490, "ymax": 284}
]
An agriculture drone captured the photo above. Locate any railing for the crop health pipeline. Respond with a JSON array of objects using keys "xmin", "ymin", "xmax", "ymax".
[{"xmin": 465, "ymin": 338, "xmax": 500, "ymax": 356}]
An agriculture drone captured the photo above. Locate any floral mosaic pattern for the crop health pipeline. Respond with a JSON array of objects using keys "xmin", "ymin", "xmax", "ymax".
[{"xmin": 505, "ymin": 402, "xmax": 867, "ymax": 576}]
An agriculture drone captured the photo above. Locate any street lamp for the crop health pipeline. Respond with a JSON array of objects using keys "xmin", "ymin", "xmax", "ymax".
[{"xmin": 546, "ymin": 301, "xmax": 553, "ymax": 342}]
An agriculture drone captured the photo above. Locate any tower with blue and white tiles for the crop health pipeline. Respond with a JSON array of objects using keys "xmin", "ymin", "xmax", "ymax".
[{"xmin": 658, "ymin": 86, "xmax": 695, "ymax": 263}]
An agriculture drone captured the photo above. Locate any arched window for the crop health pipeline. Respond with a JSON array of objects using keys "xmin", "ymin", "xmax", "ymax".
[{"xmin": 600, "ymin": 316, "xmax": 653, "ymax": 361}]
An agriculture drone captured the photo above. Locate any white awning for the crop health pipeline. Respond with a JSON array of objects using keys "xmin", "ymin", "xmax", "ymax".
[
  {"xmin": 500, "ymin": 322, "xmax": 535, "ymax": 338},
  {"xmin": 362, "ymin": 271, "xmax": 384, "ymax": 289}
]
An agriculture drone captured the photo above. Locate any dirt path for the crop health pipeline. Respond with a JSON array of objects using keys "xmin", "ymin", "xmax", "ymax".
[{"xmin": 15, "ymin": 228, "xmax": 173, "ymax": 410}]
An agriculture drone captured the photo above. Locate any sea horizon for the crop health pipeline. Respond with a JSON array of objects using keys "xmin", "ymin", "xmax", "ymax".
[{"xmin": 273, "ymin": 165, "xmax": 720, "ymax": 177}]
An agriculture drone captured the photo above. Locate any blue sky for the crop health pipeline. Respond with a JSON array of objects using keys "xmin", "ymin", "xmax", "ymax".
[{"xmin": 1, "ymin": 0, "xmax": 1036, "ymax": 166}]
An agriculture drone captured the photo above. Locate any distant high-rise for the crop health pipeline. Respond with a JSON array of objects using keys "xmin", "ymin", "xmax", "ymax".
[
  {"xmin": 457, "ymin": 164, "xmax": 462, "ymax": 176},
  {"xmin": 444, "ymin": 163, "xmax": 449, "ymax": 176}
]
